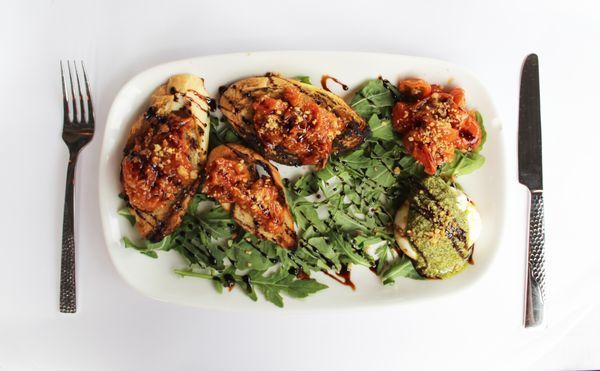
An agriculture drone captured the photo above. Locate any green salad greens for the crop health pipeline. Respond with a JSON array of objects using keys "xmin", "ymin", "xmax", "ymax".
[{"xmin": 119, "ymin": 78, "xmax": 486, "ymax": 307}]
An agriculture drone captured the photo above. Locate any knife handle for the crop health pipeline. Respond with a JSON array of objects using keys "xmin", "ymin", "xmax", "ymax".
[{"xmin": 524, "ymin": 191, "xmax": 545, "ymax": 327}]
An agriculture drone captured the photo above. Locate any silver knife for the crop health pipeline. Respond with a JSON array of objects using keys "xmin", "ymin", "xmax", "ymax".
[{"xmin": 518, "ymin": 53, "xmax": 546, "ymax": 328}]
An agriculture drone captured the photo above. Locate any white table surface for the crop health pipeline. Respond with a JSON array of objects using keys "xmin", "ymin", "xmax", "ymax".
[{"xmin": 1, "ymin": 0, "xmax": 599, "ymax": 370}]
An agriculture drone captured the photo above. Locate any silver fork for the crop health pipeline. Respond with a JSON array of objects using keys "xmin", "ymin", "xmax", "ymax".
[{"xmin": 59, "ymin": 61, "xmax": 94, "ymax": 313}]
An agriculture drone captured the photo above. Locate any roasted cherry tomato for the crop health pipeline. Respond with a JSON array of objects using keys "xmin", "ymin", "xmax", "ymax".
[
  {"xmin": 430, "ymin": 84, "xmax": 444, "ymax": 94},
  {"xmin": 391, "ymin": 102, "xmax": 412, "ymax": 134},
  {"xmin": 455, "ymin": 115, "xmax": 482, "ymax": 151},
  {"xmin": 398, "ymin": 79, "xmax": 432, "ymax": 100},
  {"xmin": 449, "ymin": 88, "xmax": 466, "ymax": 108},
  {"xmin": 391, "ymin": 80, "xmax": 483, "ymax": 174},
  {"xmin": 406, "ymin": 141, "xmax": 437, "ymax": 175}
]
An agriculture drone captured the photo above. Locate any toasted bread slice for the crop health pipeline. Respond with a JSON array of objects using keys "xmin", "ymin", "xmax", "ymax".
[
  {"xmin": 204, "ymin": 144, "xmax": 297, "ymax": 249},
  {"xmin": 219, "ymin": 74, "xmax": 369, "ymax": 167},
  {"xmin": 121, "ymin": 74, "xmax": 211, "ymax": 241}
]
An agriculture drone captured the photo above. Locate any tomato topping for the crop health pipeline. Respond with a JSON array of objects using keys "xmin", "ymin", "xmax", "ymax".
[
  {"xmin": 398, "ymin": 79, "xmax": 432, "ymax": 100},
  {"xmin": 202, "ymin": 156, "xmax": 287, "ymax": 235},
  {"xmin": 122, "ymin": 114, "xmax": 197, "ymax": 212},
  {"xmin": 201, "ymin": 157, "xmax": 251, "ymax": 204},
  {"xmin": 252, "ymin": 86, "xmax": 343, "ymax": 168},
  {"xmin": 455, "ymin": 114, "xmax": 482, "ymax": 150},
  {"xmin": 391, "ymin": 79, "xmax": 483, "ymax": 175},
  {"xmin": 402, "ymin": 119, "xmax": 458, "ymax": 175},
  {"xmin": 391, "ymin": 102, "xmax": 412, "ymax": 135},
  {"xmin": 430, "ymin": 84, "xmax": 445, "ymax": 94},
  {"xmin": 449, "ymin": 88, "xmax": 466, "ymax": 108}
]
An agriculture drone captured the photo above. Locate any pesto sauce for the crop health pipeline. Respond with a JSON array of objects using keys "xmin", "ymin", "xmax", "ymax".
[{"xmin": 406, "ymin": 177, "xmax": 471, "ymax": 279}]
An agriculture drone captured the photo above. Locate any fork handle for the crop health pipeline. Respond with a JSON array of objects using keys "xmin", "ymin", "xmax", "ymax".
[
  {"xmin": 524, "ymin": 191, "xmax": 545, "ymax": 327},
  {"xmin": 60, "ymin": 153, "xmax": 78, "ymax": 313}
]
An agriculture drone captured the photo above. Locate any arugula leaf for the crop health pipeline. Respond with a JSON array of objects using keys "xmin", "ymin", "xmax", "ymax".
[
  {"xmin": 367, "ymin": 114, "xmax": 395, "ymax": 141},
  {"xmin": 332, "ymin": 211, "xmax": 370, "ymax": 234},
  {"xmin": 209, "ymin": 116, "xmax": 240, "ymax": 147},
  {"xmin": 365, "ymin": 162, "xmax": 396, "ymax": 187},
  {"xmin": 438, "ymin": 151, "xmax": 486, "ymax": 178},
  {"xmin": 174, "ymin": 269, "xmax": 214, "ymax": 280},
  {"xmin": 213, "ymin": 277, "xmax": 224, "ymax": 293},
  {"xmin": 123, "ymin": 235, "xmax": 173, "ymax": 258},
  {"xmin": 293, "ymin": 245, "xmax": 332, "ymax": 273},
  {"xmin": 474, "ymin": 111, "xmax": 487, "ymax": 152},
  {"xmin": 249, "ymin": 268, "xmax": 327, "ymax": 307},
  {"xmin": 292, "ymin": 76, "xmax": 312, "ymax": 85},
  {"xmin": 196, "ymin": 206, "xmax": 236, "ymax": 239},
  {"xmin": 292, "ymin": 200, "xmax": 328, "ymax": 234},
  {"xmin": 398, "ymin": 155, "xmax": 424, "ymax": 177},
  {"xmin": 121, "ymin": 237, "xmax": 147, "ymax": 250},
  {"xmin": 117, "ymin": 207, "xmax": 136, "ymax": 226},
  {"xmin": 338, "ymin": 149, "xmax": 372, "ymax": 170},
  {"xmin": 329, "ymin": 233, "xmax": 372, "ymax": 267},
  {"xmin": 350, "ymin": 79, "xmax": 397, "ymax": 120},
  {"xmin": 218, "ymin": 267, "xmax": 258, "ymax": 302},
  {"xmin": 285, "ymin": 278, "xmax": 329, "ymax": 298},
  {"xmin": 228, "ymin": 239, "xmax": 272, "ymax": 271},
  {"xmin": 291, "ymin": 172, "xmax": 318, "ymax": 196},
  {"xmin": 354, "ymin": 235, "xmax": 386, "ymax": 248},
  {"xmin": 381, "ymin": 255, "xmax": 424, "ymax": 284},
  {"xmin": 307, "ymin": 236, "xmax": 342, "ymax": 272},
  {"xmin": 147, "ymin": 236, "xmax": 173, "ymax": 250}
]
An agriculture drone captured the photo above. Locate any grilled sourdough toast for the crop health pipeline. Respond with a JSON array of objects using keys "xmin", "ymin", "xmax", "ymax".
[{"xmin": 121, "ymin": 74, "xmax": 211, "ymax": 241}]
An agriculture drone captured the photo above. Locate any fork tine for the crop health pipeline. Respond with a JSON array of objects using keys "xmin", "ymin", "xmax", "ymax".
[
  {"xmin": 67, "ymin": 61, "xmax": 78, "ymax": 123},
  {"xmin": 74, "ymin": 60, "xmax": 86, "ymax": 124},
  {"xmin": 81, "ymin": 61, "xmax": 94, "ymax": 127},
  {"xmin": 60, "ymin": 61, "xmax": 71, "ymax": 123}
]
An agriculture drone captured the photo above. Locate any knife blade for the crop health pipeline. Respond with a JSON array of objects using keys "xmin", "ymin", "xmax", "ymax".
[
  {"xmin": 518, "ymin": 53, "xmax": 546, "ymax": 328},
  {"xmin": 519, "ymin": 54, "xmax": 543, "ymax": 191}
]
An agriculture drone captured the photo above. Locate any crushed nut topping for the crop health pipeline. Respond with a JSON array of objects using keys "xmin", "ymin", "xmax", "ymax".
[{"xmin": 392, "ymin": 79, "xmax": 482, "ymax": 174}]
